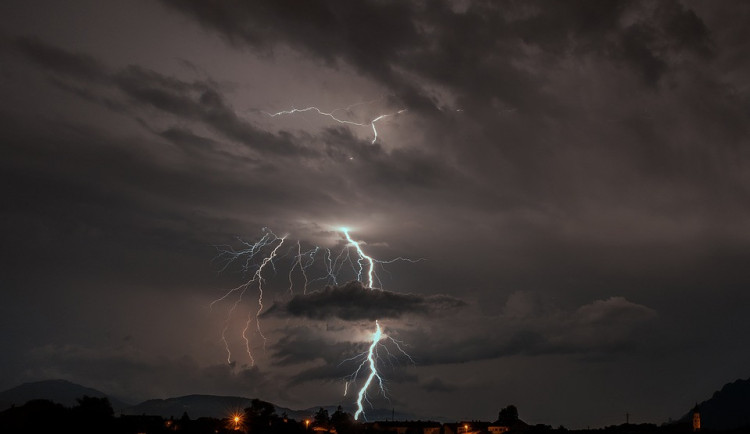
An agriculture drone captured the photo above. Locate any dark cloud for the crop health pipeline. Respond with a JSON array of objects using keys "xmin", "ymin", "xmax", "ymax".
[
  {"xmin": 157, "ymin": 0, "xmax": 422, "ymax": 84},
  {"xmin": 270, "ymin": 326, "xmax": 358, "ymax": 367},
  {"xmin": 7, "ymin": 36, "xmax": 462, "ymax": 204},
  {"xmin": 266, "ymin": 292, "xmax": 658, "ymax": 378},
  {"xmin": 157, "ymin": 0, "xmax": 715, "ymax": 114},
  {"xmin": 421, "ymin": 377, "xmax": 456, "ymax": 393},
  {"xmin": 11, "ymin": 35, "xmax": 110, "ymax": 82},
  {"xmin": 265, "ymin": 280, "xmax": 466, "ymax": 321},
  {"xmin": 395, "ymin": 294, "xmax": 658, "ymax": 366},
  {"xmin": 9, "ymin": 37, "xmax": 310, "ymax": 157}
]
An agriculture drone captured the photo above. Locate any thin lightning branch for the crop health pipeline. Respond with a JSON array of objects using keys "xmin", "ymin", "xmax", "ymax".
[
  {"xmin": 288, "ymin": 241, "xmax": 303, "ymax": 296},
  {"xmin": 249, "ymin": 236, "xmax": 286, "ymax": 349},
  {"xmin": 263, "ymin": 106, "xmax": 406, "ymax": 144},
  {"xmin": 288, "ymin": 243, "xmax": 320, "ymax": 295},
  {"xmin": 210, "ymin": 228, "xmax": 286, "ymax": 365},
  {"xmin": 302, "ymin": 247, "xmax": 340, "ymax": 289}
]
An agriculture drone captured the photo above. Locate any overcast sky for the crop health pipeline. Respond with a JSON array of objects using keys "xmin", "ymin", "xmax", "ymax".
[{"xmin": 1, "ymin": 0, "xmax": 749, "ymax": 429}]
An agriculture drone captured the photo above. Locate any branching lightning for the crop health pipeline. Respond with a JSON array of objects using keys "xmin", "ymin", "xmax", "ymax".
[
  {"xmin": 211, "ymin": 227, "xmax": 421, "ymax": 374},
  {"xmin": 211, "ymin": 228, "xmax": 287, "ymax": 365},
  {"xmin": 339, "ymin": 319, "xmax": 416, "ymax": 421},
  {"xmin": 263, "ymin": 104, "xmax": 406, "ymax": 145},
  {"xmin": 207, "ymin": 98, "xmax": 420, "ymax": 417},
  {"xmin": 222, "ymin": 98, "xmax": 415, "ymax": 410},
  {"xmin": 339, "ymin": 227, "xmax": 423, "ymax": 290},
  {"xmin": 335, "ymin": 229, "xmax": 418, "ymax": 421}
]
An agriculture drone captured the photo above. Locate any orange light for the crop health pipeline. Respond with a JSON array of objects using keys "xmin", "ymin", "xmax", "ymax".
[{"xmin": 231, "ymin": 413, "xmax": 243, "ymax": 430}]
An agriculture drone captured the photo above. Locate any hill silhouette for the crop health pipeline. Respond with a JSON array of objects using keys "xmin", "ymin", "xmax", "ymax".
[
  {"xmin": 676, "ymin": 377, "xmax": 750, "ymax": 431},
  {"xmin": 0, "ymin": 379, "xmax": 424, "ymax": 422},
  {"xmin": 5, "ymin": 376, "xmax": 750, "ymax": 429},
  {"xmin": 0, "ymin": 379, "xmax": 131, "ymax": 412}
]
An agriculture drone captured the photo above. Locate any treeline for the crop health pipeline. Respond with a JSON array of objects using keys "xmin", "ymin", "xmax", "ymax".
[
  {"xmin": 0, "ymin": 396, "xmax": 361, "ymax": 434},
  {"xmin": 1, "ymin": 396, "xmax": 125, "ymax": 434},
  {"xmin": 4, "ymin": 397, "xmax": 739, "ymax": 434}
]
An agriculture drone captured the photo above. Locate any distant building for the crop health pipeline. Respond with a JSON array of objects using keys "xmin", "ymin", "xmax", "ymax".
[
  {"xmin": 369, "ymin": 420, "xmax": 441, "ymax": 434},
  {"xmin": 456, "ymin": 421, "xmax": 498, "ymax": 434},
  {"xmin": 487, "ymin": 425, "xmax": 509, "ymax": 434},
  {"xmin": 443, "ymin": 421, "xmax": 460, "ymax": 434}
]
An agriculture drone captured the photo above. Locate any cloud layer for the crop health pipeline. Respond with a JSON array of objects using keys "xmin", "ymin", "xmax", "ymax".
[{"xmin": 266, "ymin": 280, "xmax": 466, "ymax": 321}]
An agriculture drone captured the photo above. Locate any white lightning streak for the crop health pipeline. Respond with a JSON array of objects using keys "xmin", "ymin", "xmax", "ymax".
[
  {"xmin": 264, "ymin": 106, "xmax": 406, "ymax": 144},
  {"xmin": 354, "ymin": 320, "xmax": 384, "ymax": 421},
  {"xmin": 341, "ymin": 228, "xmax": 375, "ymax": 289}
]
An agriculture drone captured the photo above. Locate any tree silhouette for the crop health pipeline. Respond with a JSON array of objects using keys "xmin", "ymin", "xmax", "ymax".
[
  {"xmin": 244, "ymin": 398, "xmax": 279, "ymax": 434},
  {"xmin": 72, "ymin": 395, "xmax": 115, "ymax": 434},
  {"xmin": 0, "ymin": 399, "xmax": 69, "ymax": 434},
  {"xmin": 331, "ymin": 406, "xmax": 355, "ymax": 434},
  {"xmin": 314, "ymin": 407, "xmax": 330, "ymax": 426},
  {"xmin": 497, "ymin": 405, "xmax": 519, "ymax": 425}
]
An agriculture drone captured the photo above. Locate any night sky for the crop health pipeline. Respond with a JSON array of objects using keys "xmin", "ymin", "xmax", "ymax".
[{"xmin": 1, "ymin": 0, "xmax": 749, "ymax": 429}]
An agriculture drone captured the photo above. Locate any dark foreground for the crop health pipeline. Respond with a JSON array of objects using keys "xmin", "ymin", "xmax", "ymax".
[{"xmin": 2, "ymin": 396, "xmax": 749, "ymax": 434}]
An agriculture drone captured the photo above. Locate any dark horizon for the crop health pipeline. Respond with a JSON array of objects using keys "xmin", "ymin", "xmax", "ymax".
[{"xmin": 5, "ymin": 376, "xmax": 747, "ymax": 431}]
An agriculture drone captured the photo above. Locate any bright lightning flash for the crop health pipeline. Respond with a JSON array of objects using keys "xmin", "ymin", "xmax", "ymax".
[
  {"xmin": 355, "ymin": 320, "xmax": 383, "ymax": 420},
  {"xmin": 341, "ymin": 227, "xmax": 375, "ymax": 289},
  {"xmin": 211, "ymin": 227, "xmax": 418, "ymax": 419},
  {"xmin": 339, "ymin": 227, "xmax": 423, "ymax": 290},
  {"xmin": 342, "ymin": 319, "xmax": 415, "ymax": 421}
]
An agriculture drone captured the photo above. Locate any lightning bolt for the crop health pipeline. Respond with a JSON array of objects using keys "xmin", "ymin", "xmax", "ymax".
[
  {"xmin": 340, "ymin": 227, "xmax": 423, "ymax": 290},
  {"xmin": 263, "ymin": 104, "xmax": 406, "ymax": 144},
  {"xmin": 211, "ymin": 226, "xmax": 419, "ymax": 411},
  {"xmin": 341, "ymin": 227, "xmax": 375, "ymax": 289},
  {"xmin": 354, "ymin": 320, "xmax": 384, "ymax": 421},
  {"xmin": 334, "ymin": 228, "xmax": 419, "ymax": 421},
  {"xmin": 341, "ymin": 319, "xmax": 415, "ymax": 421}
]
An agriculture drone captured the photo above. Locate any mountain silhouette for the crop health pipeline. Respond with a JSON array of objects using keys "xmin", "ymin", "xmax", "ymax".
[
  {"xmin": 0, "ymin": 379, "xmax": 425, "ymax": 422},
  {"xmin": 675, "ymin": 377, "xmax": 750, "ymax": 431},
  {"xmin": 0, "ymin": 379, "xmax": 132, "ymax": 412}
]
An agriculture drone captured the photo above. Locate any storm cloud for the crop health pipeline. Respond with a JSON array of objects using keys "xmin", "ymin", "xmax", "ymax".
[{"xmin": 266, "ymin": 280, "xmax": 466, "ymax": 321}]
